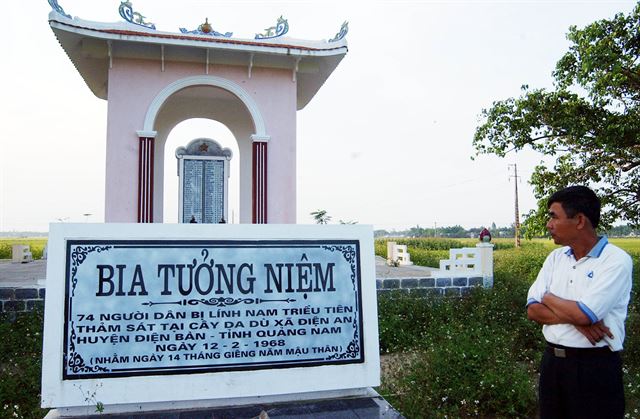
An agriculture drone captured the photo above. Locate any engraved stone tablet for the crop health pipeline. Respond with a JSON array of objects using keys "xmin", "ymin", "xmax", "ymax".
[
  {"xmin": 176, "ymin": 139, "xmax": 231, "ymax": 224},
  {"xmin": 63, "ymin": 239, "xmax": 363, "ymax": 379},
  {"xmin": 41, "ymin": 224, "xmax": 380, "ymax": 414}
]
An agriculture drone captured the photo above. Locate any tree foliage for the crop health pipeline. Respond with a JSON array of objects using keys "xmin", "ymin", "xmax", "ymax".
[
  {"xmin": 310, "ymin": 209, "xmax": 331, "ymax": 224},
  {"xmin": 474, "ymin": 4, "xmax": 640, "ymax": 236}
]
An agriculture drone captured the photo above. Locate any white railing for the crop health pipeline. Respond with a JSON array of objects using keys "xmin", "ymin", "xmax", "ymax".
[
  {"xmin": 433, "ymin": 242, "xmax": 494, "ymax": 286},
  {"xmin": 439, "ymin": 248, "xmax": 481, "ymax": 274}
]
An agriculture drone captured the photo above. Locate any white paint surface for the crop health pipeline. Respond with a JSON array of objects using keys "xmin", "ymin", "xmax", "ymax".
[{"xmin": 41, "ymin": 223, "xmax": 380, "ymax": 413}]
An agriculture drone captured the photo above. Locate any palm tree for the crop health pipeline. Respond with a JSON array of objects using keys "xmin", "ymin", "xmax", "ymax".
[{"xmin": 310, "ymin": 209, "xmax": 331, "ymax": 224}]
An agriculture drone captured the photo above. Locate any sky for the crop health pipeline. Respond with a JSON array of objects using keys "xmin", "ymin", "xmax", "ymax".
[{"xmin": 1, "ymin": 0, "xmax": 637, "ymax": 232}]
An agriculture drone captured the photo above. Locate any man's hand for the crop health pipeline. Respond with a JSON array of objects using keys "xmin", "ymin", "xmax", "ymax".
[{"xmin": 575, "ymin": 320, "xmax": 613, "ymax": 346}]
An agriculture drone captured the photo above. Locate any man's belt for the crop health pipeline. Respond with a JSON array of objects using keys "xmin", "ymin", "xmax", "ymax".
[{"xmin": 546, "ymin": 341, "xmax": 615, "ymax": 358}]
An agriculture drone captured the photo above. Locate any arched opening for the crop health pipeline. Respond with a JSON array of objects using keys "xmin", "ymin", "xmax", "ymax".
[
  {"xmin": 163, "ymin": 119, "xmax": 240, "ymax": 223},
  {"xmin": 151, "ymin": 83, "xmax": 256, "ymax": 223}
]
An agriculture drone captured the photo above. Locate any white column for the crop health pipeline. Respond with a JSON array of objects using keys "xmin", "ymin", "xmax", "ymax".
[{"xmin": 475, "ymin": 242, "xmax": 495, "ymax": 287}]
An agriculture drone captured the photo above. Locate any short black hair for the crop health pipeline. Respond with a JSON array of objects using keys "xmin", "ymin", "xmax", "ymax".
[{"xmin": 547, "ymin": 186, "xmax": 601, "ymax": 228}]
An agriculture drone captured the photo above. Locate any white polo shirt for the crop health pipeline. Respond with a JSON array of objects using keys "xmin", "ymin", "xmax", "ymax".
[{"xmin": 527, "ymin": 236, "xmax": 632, "ymax": 351}]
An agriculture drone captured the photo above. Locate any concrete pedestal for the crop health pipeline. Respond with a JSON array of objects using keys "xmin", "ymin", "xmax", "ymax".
[{"xmin": 44, "ymin": 391, "xmax": 404, "ymax": 419}]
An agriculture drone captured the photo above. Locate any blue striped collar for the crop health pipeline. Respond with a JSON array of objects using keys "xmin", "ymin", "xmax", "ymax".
[{"xmin": 564, "ymin": 236, "xmax": 608, "ymax": 258}]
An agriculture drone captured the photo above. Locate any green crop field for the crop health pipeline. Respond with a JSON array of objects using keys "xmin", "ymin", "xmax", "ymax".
[{"xmin": 0, "ymin": 238, "xmax": 48, "ymax": 260}]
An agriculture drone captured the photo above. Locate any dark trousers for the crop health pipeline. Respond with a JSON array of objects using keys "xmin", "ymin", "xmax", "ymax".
[{"xmin": 539, "ymin": 344, "xmax": 625, "ymax": 419}]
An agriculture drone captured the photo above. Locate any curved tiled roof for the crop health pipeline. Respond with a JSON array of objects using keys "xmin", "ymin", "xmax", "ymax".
[{"xmin": 49, "ymin": 10, "xmax": 348, "ymax": 109}]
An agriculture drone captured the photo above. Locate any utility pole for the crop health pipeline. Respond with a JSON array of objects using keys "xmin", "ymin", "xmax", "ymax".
[{"xmin": 508, "ymin": 164, "xmax": 521, "ymax": 248}]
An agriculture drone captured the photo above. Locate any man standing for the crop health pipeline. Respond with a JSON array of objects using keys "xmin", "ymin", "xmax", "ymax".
[{"xmin": 527, "ymin": 186, "xmax": 632, "ymax": 418}]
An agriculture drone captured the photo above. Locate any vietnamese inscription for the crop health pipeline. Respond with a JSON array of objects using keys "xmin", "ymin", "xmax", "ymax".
[
  {"xmin": 181, "ymin": 159, "xmax": 225, "ymax": 223},
  {"xmin": 63, "ymin": 240, "xmax": 363, "ymax": 379}
]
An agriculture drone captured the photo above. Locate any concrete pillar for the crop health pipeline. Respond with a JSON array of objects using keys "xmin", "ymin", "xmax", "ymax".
[{"xmin": 476, "ymin": 242, "xmax": 494, "ymax": 287}]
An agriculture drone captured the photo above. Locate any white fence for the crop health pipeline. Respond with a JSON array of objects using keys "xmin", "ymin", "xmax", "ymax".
[{"xmin": 433, "ymin": 243, "xmax": 494, "ymax": 287}]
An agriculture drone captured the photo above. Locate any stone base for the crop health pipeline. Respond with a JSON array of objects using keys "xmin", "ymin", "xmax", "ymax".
[{"xmin": 44, "ymin": 391, "xmax": 403, "ymax": 419}]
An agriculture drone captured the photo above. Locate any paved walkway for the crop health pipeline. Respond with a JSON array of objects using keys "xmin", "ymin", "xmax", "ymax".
[
  {"xmin": 0, "ymin": 257, "xmax": 435, "ymax": 289},
  {"xmin": 374, "ymin": 256, "xmax": 435, "ymax": 278},
  {"xmin": 0, "ymin": 260, "xmax": 47, "ymax": 288}
]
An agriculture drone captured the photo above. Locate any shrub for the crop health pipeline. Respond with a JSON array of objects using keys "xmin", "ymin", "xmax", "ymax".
[
  {"xmin": 378, "ymin": 238, "xmax": 640, "ymax": 418},
  {"xmin": 0, "ymin": 310, "xmax": 49, "ymax": 419},
  {"xmin": 383, "ymin": 329, "xmax": 537, "ymax": 418}
]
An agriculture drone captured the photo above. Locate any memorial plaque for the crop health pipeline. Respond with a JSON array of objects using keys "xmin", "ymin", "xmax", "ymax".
[
  {"xmin": 181, "ymin": 159, "xmax": 227, "ymax": 223},
  {"xmin": 182, "ymin": 160, "xmax": 204, "ymax": 223},
  {"xmin": 203, "ymin": 160, "xmax": 225, "ymax": 223},
  {"xmin": 177, "ymin": 139, "xmax": 231, "ymax": 224},
  {"xmin": 42, "ymin": 224, "xmax": 379, "ymax": 412},
  {"xmin": 63, "ymin": 240, "xmax": 363, "ymax": 379}
]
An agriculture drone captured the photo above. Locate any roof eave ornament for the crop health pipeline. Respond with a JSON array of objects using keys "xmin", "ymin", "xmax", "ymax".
[
  {"xmin": 119, "ymin": 1, "xmax": 156, "ymax": 30},
  {"xmin": 48, "ymin": 0, "xmax": 71, "ymax": 19},
  {"xmin": 329, "ymin": 21, "xmax": 349, "ymax": 43},
  {"xmin": 179, "ymin": 17, "xmax": 233, "ymax": 38},
  {"xmin": 255, "ymin": 16, "xmax": 289, "ymax": 40}
]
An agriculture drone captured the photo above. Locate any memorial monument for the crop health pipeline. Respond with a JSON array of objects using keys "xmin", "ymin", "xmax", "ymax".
[
  {"xmin": 176, "ymin": 138, "xmax": 232, "ymax": 224},
  {"xmin": 47, "ymin": 0, "xmax": 348, "ymax": 225},
  {"xmin": 42, "ymin": 1, "xmax": 395, "ymax": 418}
]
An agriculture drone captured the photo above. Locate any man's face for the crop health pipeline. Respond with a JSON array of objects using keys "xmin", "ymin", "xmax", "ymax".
[{"xmin": 546, "ymin": 202, "xmax": 579, "ymax": 245}]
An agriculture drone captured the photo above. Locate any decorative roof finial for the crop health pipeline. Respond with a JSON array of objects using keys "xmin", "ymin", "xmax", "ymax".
[
  {"xmin": 255, "ymin": 16, "xmax": 289, "ymax": 40},
  {"xmin": 179, "ymin": 17, "xmax": 233, "ymax": 37},
  {"xmin": 48, "ymin": 0, "xmax": 71, "ymax": 19},
  {"xmin": 329, "ymin": 21, "xmax": 349, "ymax": 42},
  {"xmin": 200, "ymin": 18, "xmax": 212, "ymax": 34},
  {"xmin": 119, "ymin": 1, "xmax": 156, "ymax": 30}
]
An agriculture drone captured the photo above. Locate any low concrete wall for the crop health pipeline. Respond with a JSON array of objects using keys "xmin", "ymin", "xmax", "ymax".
[
  {"xmin": 1, "ymin": 276, "xmax": 493, "ymax": 313},
  {"xmin": 1, "ymin": 287, "xmax": 46, "ymax": 312},
  {"xmin": 377, "ymin": 275, "xmax": 488, "ymax": 297}
]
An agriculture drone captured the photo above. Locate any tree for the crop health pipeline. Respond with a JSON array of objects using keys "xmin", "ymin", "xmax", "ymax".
[
  {"xmin": 440, "ymin": 225, "xmax": 467, "ymax": 238},
  {"xmin": 310, "ymin": 209, "xmax": 332, "ymax": 224},
  {"xmin": 473, "ymin": 4, "xmax": 640, "ymax": 236},
  {"xmin": 408, "ymin": 225, "xmax": 426, "ymax": 237}
]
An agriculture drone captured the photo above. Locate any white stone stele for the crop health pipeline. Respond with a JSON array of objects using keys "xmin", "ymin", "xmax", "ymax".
[
  {"xmin": 386, "ymin": 242, "xmax": 412, "ymax": 266},
  {"xmin": 12, "ymin": 244, "xmax": 33, "ymax": 263},
  {"xmin": 41, "ymin": 223, "xmax": 380, "ymax": 417}
]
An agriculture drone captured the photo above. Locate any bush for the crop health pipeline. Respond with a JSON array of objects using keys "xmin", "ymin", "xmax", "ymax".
[
  {"xmin": 384, "ymin": 328, "xmax": 537, "ymax": 418},
  {"xmin": 0, "ymin": 310, "xmax": 49, "ymax": 419},
  {"xmin": 378, "ymin": 239, "xmax": 640, "ymax": 418},
  {"xmin": 378, "ymin": 270, "xmax": 542, "ymax": 417}
]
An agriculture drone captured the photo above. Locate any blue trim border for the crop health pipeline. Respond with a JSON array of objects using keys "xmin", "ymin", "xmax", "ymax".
[
  {"xmin": 587, "ymin": 236, "xmax": 609, "ymax": 258},
  {"xmin": 577, "ymin": 301, "xmax": 598, "ymax": 323},
  {"xmin": 526, "ymin": 298, "xmax": 540, "ymax": 307}
]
